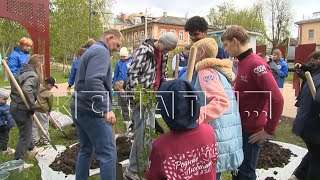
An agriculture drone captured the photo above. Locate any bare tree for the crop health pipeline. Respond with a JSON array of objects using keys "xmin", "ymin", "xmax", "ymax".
[{"xmin": 264, "ymin": 0, "xmax": 293, "ymax": 51}]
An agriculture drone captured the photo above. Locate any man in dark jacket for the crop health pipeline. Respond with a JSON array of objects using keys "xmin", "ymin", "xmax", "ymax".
[
  {"xmin": 290, "ymin": 51, "xmax": 320, "ymax": 180},
  {"xmin": 70, "ymin": 29, "xmax": 122, "ymax": 180}
]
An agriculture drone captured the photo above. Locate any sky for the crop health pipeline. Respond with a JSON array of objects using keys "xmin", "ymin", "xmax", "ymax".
[{"xmin": 112, "ymin": 0, "xmax": 319, "ymax": 37}]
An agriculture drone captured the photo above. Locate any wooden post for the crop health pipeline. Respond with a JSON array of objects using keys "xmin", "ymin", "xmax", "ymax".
[
  {"xmin": 174, "ymin": 54, "xmax": 180, "ymax": 79},
  {"xmin": 186, "ymin": 46, "xmax": 197, "ymax": 81}
]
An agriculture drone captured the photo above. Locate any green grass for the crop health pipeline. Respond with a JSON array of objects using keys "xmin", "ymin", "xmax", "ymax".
[
  {"xmin": 285, "ymin": 72, "xmax": 294, "ymax": 84},
  {"xmin": 0, "ymin": 70, "xmax": 10, "ymax": 88},
  {"xmin": 0, "ymin": 95, "xmax": 127, "ymax": 179}
]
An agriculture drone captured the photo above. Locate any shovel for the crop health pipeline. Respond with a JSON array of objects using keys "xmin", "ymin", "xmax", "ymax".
[
  {"xmin": 185, "ymin": 46, "xmax": 197, "ymax": 81},
  {"xmin": 2, "ymin": 60, "xmax": 58, "ymax": 151},
  {"xmin": 48, "ymin": 114, "xmax": 70, "ymax": 139}
]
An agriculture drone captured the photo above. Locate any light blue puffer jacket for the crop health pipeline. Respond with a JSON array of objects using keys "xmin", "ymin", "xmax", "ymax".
[{"xmin": 191, "ymin": 59, "xmax": 244, "ymax": 173}]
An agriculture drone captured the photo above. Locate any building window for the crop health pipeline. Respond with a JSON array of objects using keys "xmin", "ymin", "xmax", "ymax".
[
  {"xmin": 309, "ymin": 29, "xmax": 314, "ymax": 39},
  {"xmin": 170, "ymin": 29, "xmax": 176, "ymax": 34},
  {"xmin": 140, "ymin": 31, "xmax": 144, "ymax": 40},
  {"xmin": 134, "ymin": 32, "xmax": 138, "ymax": 42},
  {"xmin": 179, "ymin": 31, "xmax": 184, "ymax": 41},
  {"xmin": 160, "ymin": 29, "xmax": 166, "ymax": 36}
]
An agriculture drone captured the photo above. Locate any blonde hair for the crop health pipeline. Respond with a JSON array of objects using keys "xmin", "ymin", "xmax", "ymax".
[
  {"xmin": 273, "ymin": 49, "xmax": 282, "ymax": 61},
  {"xmin": 19, "ymin": 37, "xmax": 33, "ymax": 47},
  {"xmin": 193, "ymin": 38, "xmax": 218, "ymax": 58},
  {"xmin": 28, "ymin": 54, "xmax": 44, "ymax": 68}
]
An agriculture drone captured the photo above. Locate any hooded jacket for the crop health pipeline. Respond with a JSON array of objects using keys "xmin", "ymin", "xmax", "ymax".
[
  {"xmin": 191, "ymin": 58, "xmax": 244, "ymax": 172},
  {"xmin": 276, "ymin": 58, "xmax": 289, "ymax": 88},
  {"xmin": 293, "ymin": 68, "xmax": 320, "ymax": 143},
  {"xmin": 126, "ymin": 39, "xmax": 168, "ymax": 91},
  {"xmin": 34, "ymin": 84, "xmax": 53, "ymax": 113},
  {"xmin": 8, "ymin": 46, "xmax": 30, "ymax": 76},
  {"xmin": 10, "ymin": 63, "xmax": 39, "ymax": 110}
]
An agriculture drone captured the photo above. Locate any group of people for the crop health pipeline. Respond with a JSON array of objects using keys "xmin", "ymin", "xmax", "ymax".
[
  {"xmin": 1, "ymin": 14, "xmax": 319, "ymax": 180},
  {"xmin": 69, "ymin": 15, "xmax": 283, "ymax": 180},
  {"xmin": 0, "ymin": 36, "xmax": 58, "ymax": 168}
]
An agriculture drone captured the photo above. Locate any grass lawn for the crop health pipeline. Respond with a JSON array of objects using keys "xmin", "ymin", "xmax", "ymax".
[{"xmin": 0, "ymin": 96, "xmax": 126, "ymax": 180}]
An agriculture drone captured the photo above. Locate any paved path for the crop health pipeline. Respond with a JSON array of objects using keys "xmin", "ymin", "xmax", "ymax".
[{"xmin": 281, "ymin": 83, "xmax": 297, "ymax": 118}]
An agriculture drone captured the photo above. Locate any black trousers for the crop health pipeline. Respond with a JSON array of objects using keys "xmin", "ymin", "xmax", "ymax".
[
  {"xmin": 0, "ymin": 126, "xmax": 10, "ymax": 151},
  {"xmin": 294, "ymin": 140, "xmax": 320, "ymax": 180},
  {"xmin": 10, "ymin": 105, "xmax": 35, "ymax": 160}
]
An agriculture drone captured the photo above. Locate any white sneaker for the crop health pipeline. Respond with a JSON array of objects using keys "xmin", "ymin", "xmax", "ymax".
[
  {"xmin": 2, "ymin": 147, "xmax": 15, "ymax": 155},
  {"xmin": 124, "ymin": 170, "xmax": 141, "ymax": 180},
  {"xmin": 288, "ymin": 175, "xmax": 299, "ymax": 180},
  {"xmin": 27, "ymin": 146, "xmax": 44, "ymax": 157},
  {"xmin": 23, "ymin": 163, "xmax": 34, "ymax": 169}
]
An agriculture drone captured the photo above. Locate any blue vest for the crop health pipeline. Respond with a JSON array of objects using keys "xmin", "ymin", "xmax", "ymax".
[{"xmin": 192, "ymin": 69, "xmax": 244, "ymax": 172}]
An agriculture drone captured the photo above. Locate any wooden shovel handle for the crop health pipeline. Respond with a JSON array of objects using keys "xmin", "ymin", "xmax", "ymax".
[
  {"xmin": 174, "ymin": 54, "xmax": 180, "ymax": 79},
  {"xmin": 305, "ymin": 71, "xmax": 316, "ymax": 99},
  {"xmin": 186, "ymin": 46, "xmax": 197, "ymax": 81}
]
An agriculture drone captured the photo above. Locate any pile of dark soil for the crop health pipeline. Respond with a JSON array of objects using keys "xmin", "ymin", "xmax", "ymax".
[
  {"xmin": 49, "ymin": 144, "xmax": 99, "ymax": 175},
  {"xmin": 116, "ymin": 135, "xmax": 132, "ymax": 162},
  {"xmin": 49, "ymin": 135, "xmax": 132, "ymax": 175},
  {"xmin": 257, "ymin": 141, "xmax": 297, "ymax": 170}
]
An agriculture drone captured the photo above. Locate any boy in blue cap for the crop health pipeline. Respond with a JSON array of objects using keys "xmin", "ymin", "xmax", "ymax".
[{"xmin": 146, "ymin": 79, "xmax": 218, "ymax": 180}]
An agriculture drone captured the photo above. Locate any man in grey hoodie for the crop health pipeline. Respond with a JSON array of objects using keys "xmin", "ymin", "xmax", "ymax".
[{"xmin": 70, "ymin": 29, "xmax": 122, "ymax": 180}]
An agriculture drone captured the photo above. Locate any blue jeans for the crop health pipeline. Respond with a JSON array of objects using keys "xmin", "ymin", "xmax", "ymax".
[
  {"xmin": 72, "ymin": 109, "xmax": 116, "ymax": 180},
  {"xmin": 128, "ymin": 107, "xmax": 155, "ymax": 174},
  {"xmin": 216, "ymin": 172, "xmax": 221, "ymax": 180},
  {"xmin": 232, "ymin": 132, "xmax": 260, "ymax": 180}
]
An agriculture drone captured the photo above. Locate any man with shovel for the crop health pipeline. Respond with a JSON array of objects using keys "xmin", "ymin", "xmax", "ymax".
[{"xmin": 290, "ymin": 51, "xmax": 320, "ymax": 180}]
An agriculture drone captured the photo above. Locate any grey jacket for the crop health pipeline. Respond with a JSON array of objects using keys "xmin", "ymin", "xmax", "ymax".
[
  {"xmin": 10, "ymin": 63, "xmax": 39, "ymax": 110},
  {"xmin": 71, "ymin": 41, "xmax": 113, "ymax": 117},
  {"xmin": 267, "ymin": 60, "xmax": 279, "ymax": 83}
]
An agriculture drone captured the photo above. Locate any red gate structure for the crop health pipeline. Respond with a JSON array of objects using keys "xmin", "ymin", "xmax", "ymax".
[
  {"xmin": 293, "ymin": 43, "xmax": 316, "ymax": 96},
  {"xmin": 0, "ymin": 0, "xmax": 50, "ymax": 76}
]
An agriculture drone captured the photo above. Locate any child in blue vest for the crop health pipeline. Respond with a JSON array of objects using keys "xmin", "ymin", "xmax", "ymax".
[{"xmin": 0, "ymin": 88, "xmax": 15, "ymax": 155}]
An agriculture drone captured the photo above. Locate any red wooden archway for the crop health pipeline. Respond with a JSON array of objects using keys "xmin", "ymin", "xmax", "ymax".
[{"xmin": 0, "ymin": 0, "xmax": 50, "ymax": 76}]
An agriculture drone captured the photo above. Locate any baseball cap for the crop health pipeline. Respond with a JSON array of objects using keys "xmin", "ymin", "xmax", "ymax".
[{"xmin": 45, "ymin": 76, "xmax": 58, "ymax": 88}]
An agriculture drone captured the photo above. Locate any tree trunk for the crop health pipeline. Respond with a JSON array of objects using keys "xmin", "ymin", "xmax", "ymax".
[{"xmin": 2, "ymin": 45, "xmax": 8, "ymax": 82}]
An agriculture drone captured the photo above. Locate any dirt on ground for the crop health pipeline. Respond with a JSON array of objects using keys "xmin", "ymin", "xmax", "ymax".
[
  {"xmin": 49, "ymin": 144, "xmax": 99, "ymax": 175},
  {"xmin": 50, "ymin": 135, "xmax": 132, "ymax": 175},
  {"xmin": 257, "ymin": 141, "xmax": 297, "ymax": 170},
  {"xmin": 116, "ymin": 135, "xmax": 132, "ymax": 162}
]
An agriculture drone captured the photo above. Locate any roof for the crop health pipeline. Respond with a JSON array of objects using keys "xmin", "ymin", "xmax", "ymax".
[
  {"xmin": 120, "ymin": 15, "xmax": 219, "ymax": 31},
  {"xmin": 207, "ymin": 29, "xmax": 262, "ymax": 36},
  {"xmin": 154, "ymin": 16, "xmax": 188, "ymax": 26},
  {"xmin": 295, "ymin": 18, "xmax": 320, "ymax": 25},
  {"xmin": 114, "ymin": 18, "xmax": 133, "ymax": 26}
]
